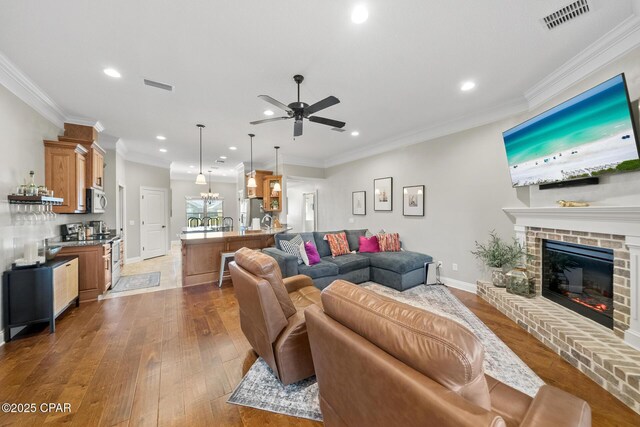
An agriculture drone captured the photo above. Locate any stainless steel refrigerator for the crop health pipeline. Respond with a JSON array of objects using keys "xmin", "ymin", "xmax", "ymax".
[{"xmin": 240, "ymin": 198, "xmax": 264, "ymax": 228}]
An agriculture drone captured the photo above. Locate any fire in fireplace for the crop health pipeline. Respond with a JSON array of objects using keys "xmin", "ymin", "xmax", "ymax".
[{"xmin": 542, "ymin": 240, "xmax": 614, "ymax": 329}]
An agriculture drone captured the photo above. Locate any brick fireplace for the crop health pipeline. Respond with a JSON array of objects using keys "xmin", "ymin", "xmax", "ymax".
[{"xmin": 477, "ymin": 206, "xmax": 640, "ymax": 414}]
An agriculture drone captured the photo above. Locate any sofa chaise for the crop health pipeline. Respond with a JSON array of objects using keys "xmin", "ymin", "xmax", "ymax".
[{"xmin": 262, "ymin": 229, "xmax": 433, "ymax": 291}]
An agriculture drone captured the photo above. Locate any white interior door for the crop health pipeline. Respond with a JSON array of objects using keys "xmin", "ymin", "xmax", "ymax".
[{"xmin": 141, "ymin": 187, "xmax": 167, "ymax": 259}]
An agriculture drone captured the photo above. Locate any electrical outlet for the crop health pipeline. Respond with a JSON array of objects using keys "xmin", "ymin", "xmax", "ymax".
[
  {"xmin": 348, "ymin": 217, "xmax": 355, "ymax": 224},
  {"xmin": 437, "ymin": 261, "xmax": 443, "ymax": 268},
  {"xmin": 452, "ymin": 263, "xmax": 458, "ymax": 271},
  {"xmin": 129, "ymin": 220, "xmax": 135, "ymax": 226}
]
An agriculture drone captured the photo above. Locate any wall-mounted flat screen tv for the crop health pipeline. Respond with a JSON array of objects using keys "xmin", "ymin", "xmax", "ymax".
[{"xmin": 503, "ymin": 74, "xmax": 640, "ymax": 187}]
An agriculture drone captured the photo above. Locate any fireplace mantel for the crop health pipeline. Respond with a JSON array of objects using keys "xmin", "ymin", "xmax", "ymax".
[{"xmin": 503, "ymin": 206, "xmax": 640, "ymax": 237}]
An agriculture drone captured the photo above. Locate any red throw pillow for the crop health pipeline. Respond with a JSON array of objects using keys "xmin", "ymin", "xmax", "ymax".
[
  {"xmin": 326, "ymin": 232, "xmax": 351, "ymax": 257},
  {"xmin": 377, "ymin": 233, "xmax": 401, "ymax": 252},
  {"xmin": 359, "ymin": 235, "xmax": 380, "ymax": 253}
]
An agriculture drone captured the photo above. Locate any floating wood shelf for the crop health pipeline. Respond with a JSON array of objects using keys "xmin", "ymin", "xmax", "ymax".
[{"xmin": 8, "ymin": 195, "xmax": 64, "ymax": 205}]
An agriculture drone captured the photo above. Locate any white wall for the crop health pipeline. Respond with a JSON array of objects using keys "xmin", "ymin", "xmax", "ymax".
[
  {"xmin": 170, "ymin": 179, "xmax": 238, "ymax": 240},
  {"xmin": 125, "ymin": 161, "xmax": 171, "ymax": 259},
  {"xmin": 0, "ymin": 84, "xmax": 64, "ymax": 340},
  {"xmin": 319, "ymin": 46, "xmax": 640, "ymax": 286}
]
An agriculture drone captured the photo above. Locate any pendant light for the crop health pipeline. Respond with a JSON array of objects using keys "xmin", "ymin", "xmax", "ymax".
[
  {"xmin": 195, "ymin": 124, "xmax": 207, "ymax": 185},
  {"xmin": 273, "ymin": 146, "xmax": 281, "ymax": 192},
  {"xmin": 201, "ymin": 170, "xmax": 220, "ymax": 202},
  {"xmin": 247, "ymin": 133, "xmax": 257, "ymax": 188}
]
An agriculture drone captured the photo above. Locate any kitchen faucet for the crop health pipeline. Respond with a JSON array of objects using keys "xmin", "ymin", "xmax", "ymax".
[{"xmin": 261, "ymin": 213, "xmax": 272, "ymax": 229}]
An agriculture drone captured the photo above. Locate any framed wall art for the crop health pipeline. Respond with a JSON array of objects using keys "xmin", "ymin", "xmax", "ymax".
[
  {"xmin": 374, "ymin": 177, "xmax": 393, "ymax": 211},
  {"xmin": 403, "ymin": 185, "xmax": 424, "ymax": 216},
  {"xmin": 352, "ymin": 191, "xmax": 366, "ymax": 215}
]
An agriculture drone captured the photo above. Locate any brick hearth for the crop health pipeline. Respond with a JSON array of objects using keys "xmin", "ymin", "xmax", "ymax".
[{"xmin": 478, "ymin": 281, "xmax": 640, "ymax": 414}]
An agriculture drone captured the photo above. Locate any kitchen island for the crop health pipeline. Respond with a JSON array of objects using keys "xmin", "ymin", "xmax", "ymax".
[{"xmin": 180, "ymin": 228, "xmax": 289, "ymax": 287}]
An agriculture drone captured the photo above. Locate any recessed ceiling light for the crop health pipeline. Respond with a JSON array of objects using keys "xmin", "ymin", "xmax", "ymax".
[
  {"xmin": 159, "ymin": 148, "xmax": 167, "ymax": 153},
  {"xmin": 220, "ymin": 155, "xmax": 227, "ymax": 160},
  {"xmin": 187, "ymin": 171, "xmax": 192, "ymax": 174},
  {"xmin": 460, "ymin": 81, "xmax": 476, "ymax": 91},
  {"xmin": 351, "ymin": 4, "xmax": 369, "ymax": 24},
  {"xmin": 229, "ymin": 146, "xmax": 237, "ymax": 150},
  {"xmin": 103, "ymin": 68, "xmax": 121, "ymax": 78},
  {"xmin": 156, "ymin": 135, "xmax": 166, "ymax": 140},
  {"xmin": 189, "ymin": 165, "xmax": 195, "ymax": 168},
  {"xmin": 264, "ymin": 110, "xmax": 274, "ymax": 116},
  {"xmin": 351, "ymin": 131, "xmax": 360, "ymax": 136}
]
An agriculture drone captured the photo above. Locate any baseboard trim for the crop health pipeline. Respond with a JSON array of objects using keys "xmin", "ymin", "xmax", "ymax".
[
  {"xmin": 441, "ymin": 276, "xmax": 477, "ymax": 294},
  {"xmin": 125, "ymin": 256, "xmax": 142, "ymax": 264},
  {"xmin": 0, "ymin": 330, "xmax": 4, "ymax": 347}
]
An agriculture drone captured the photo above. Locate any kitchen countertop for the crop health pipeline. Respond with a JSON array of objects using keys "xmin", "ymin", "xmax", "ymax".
[
  {"xmin": 53, "ymin": 235, "xmax": 122, "ymax": 247},
  {"xmin": 45, "ymin": 255, "xmax": 78, "ymax": 269},
  {"xmin": 180, "ymin": 228, "xmax": 290, "ymax": 242}
]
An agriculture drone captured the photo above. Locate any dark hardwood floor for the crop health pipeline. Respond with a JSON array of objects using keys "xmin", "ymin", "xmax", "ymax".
[{"xmin": 0, "ymin": 282, "xmax": 637, "ymax": 426}]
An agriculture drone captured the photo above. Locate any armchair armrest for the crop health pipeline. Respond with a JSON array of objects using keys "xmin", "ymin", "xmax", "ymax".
[
  {"xmin": 520, "ymin": 385, "xmax": 591, "ymax": 427},
  {"xmin": 262, "ymin": 247, "xmax": 299, "ymax": 278},
  {"xmin": 283, "ymin": 275, "xmax": 315, "ymax": 293}
]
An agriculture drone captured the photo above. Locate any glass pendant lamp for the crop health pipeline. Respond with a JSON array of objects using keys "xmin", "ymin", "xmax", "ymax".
[{"xmin": 195, "ymin": 124, "xmax": 207, "ymax": 185}]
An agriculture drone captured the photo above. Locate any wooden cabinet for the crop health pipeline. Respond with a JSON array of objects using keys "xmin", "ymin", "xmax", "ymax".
[
  {"xmin": 58, "ymin": 136, "xmax": 105, "ymax": 190},
  {"xmin": 53, "ymin": 258, "xmax": 79, "ymax": 316},
  {"xmin": 92, "ymin": 149, "xmax": 104, "ymax": 189},
  {"xmin": 57, "ymin": 244, "xmax": 111, "ymax": 302},
  {"xmin": 103, "ymin": 244, "xmax": 112, "ymax": 291},
  {"xmin": 246, "ymin": 169, "xmax": 272, "ymax": 198},
  {"xmin": 263, "ymin": 175, "xmax": 282, "ymax": 212},
  {"xmin": 44, "ymin": 140, "xmax": 88, "ymax": 213}
]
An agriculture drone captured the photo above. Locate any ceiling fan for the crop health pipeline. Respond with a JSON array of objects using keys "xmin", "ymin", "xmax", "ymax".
[{"xmin": 250, "ymin": 74, "xmax": 346, "ymax": 137}]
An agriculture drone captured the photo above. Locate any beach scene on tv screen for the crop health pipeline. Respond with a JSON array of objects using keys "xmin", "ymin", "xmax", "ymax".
[{"xmin": 503, "ymin": 75, "xmax": 640, "ymax": 187}]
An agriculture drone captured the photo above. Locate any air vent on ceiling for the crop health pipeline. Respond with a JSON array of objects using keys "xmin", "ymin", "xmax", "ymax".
[
  {"xmin": 143, "ymin": 78, "xmax": 174, "ymax": 92},
  {"xmin": 331, "ymin": 127, "xmax": 346, "ymax": 132},
  {"xmin": 215, "ymin": 159, "xmax": 225, "ymax": 164},
  {"xmin": 543, "ymin": 0, "xmax": 590, "ymax": 30}
]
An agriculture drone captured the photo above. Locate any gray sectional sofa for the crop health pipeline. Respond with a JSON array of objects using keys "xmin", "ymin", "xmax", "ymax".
[{"xmin": 262, "ymin": 229, "xmax": 433, "ymax": 291}]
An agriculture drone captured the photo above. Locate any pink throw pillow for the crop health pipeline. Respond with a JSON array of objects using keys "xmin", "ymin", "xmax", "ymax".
[
  {"xmin": 359, "ymin": 235, "xmax": 380, "ymax": 253},
  {"xmin": 304, "ymin": 241, "xmax": 321, "ymax": 265}
]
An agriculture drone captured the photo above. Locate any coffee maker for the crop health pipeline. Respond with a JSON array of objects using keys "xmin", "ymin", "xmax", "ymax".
[{"xmin": 60, "ymin": 223, "xmax": 83, "ymax": 241}]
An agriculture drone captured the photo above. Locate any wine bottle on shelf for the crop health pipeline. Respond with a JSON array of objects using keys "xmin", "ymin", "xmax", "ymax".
[{"xmin": 27, "ymin": 171, "xmax": 38, "ymax": 196}]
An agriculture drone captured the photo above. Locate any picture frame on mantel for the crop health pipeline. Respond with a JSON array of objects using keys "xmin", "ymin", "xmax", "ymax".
[
  {"xmin": 403, "ymin": 185, "xmax": 425, "ymax": 216},
  {"xmin": 374, "ymin": 177, "xmax": 393, "ymax": 211},
  {"xmin": 352, "ymin": 191, "xmax": 366, "ymax": 215}
]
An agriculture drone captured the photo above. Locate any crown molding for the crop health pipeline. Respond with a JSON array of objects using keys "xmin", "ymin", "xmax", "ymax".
[
  {"xmin": 324, "ymin": 97, "xmax": 528, "ymax": 168},
  {"xmin": 525, "ymin": 14, "xmax": 640, "ymax": 109},
  {"xmin": 0, "ymin": 51, "xmax": 66, "ymax": 128},
  {"xmin": 123, "ymin": 152, "xmax": 171, "ymax": 169},
  {"xmin": 65, "ymin": 115, "xmax": 105, "ymax": 132}
]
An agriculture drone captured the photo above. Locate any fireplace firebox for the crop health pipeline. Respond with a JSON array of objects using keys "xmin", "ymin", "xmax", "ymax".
[{"xmin": 542, "ymin": 240, "xmax": 614, "ymax": 329}]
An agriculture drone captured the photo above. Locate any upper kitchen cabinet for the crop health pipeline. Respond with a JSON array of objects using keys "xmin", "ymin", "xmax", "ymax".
[
  {"xmin": 44, "ymin": 140, "xmax": 88, "ymax": 213},
  {"xmin": 59, "ymin": 123, "xmax": 105, "ymax": 190}
]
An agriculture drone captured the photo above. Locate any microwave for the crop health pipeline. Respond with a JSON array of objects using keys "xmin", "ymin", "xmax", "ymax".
[{"xmin": 86, "ymin": 188, "xmax": 108, "ymax": 213}]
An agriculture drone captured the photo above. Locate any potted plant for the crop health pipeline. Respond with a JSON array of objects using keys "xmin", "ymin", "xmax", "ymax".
[{"xmin": 471, "ymin": 230, "xmax": 527, "ymax": 287}]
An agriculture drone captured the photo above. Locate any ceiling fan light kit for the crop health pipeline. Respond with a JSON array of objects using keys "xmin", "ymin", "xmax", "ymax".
[
  {"xmin": 195, "ymin": 124, "xmax": 207, "ymax": 185},
  {"xmin": 250, "ymin": 74, "xmax": 346, "ymax": 137}
]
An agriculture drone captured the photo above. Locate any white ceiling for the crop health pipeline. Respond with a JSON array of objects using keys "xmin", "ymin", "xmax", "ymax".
[{"xmin": 0, "ymin": 0, "xmax": 636, "ymax": 180}]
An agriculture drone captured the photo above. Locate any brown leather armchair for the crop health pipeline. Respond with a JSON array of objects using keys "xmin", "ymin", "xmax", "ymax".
[
  {"xmin": 229, "ymin": 247, "xmax": 322, "ymax": 385},
  {"xmin": 305, "ymin": 280, "xmax": 591, "ymax": 427}
]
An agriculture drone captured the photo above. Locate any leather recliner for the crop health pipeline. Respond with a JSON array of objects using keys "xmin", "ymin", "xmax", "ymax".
[
  {"xmin": 305, "ymin": 280, "xmax": 592, "ymax": 427},
  {"xmin": 229, "ymin": 247, "xmax": 322, "ymax": 385}
]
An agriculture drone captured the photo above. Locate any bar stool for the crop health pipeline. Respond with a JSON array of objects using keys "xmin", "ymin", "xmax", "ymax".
[{"xmin": 219, "ymin": 251, "xmax": 235, "ymax": 287}]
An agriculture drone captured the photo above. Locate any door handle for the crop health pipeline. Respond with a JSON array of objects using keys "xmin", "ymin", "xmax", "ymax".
[{"xmin": 162, "ymin": 225, "xmax": 166, "ymax": 228}]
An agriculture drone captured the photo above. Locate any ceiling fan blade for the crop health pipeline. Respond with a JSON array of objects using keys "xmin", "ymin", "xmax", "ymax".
[
  {"xmin": 294, "ymin": 120, "xmax": 303, "ymax": 137},
  {"xmin": 308, "ymin": 116, "xmax": 346, "ymax": 129},
  {"xmin": 250, "ymin": 117, "xmax": 291, "ymax": 125},
  {"xmin": 304, "ymin": 96, "xmax": 340, "ymax": 116},
  {"xmin": 258, "ymin": 95, "xmax": 293, "ymax": 115}
]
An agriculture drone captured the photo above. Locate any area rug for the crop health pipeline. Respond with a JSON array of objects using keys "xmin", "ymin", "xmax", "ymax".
[
  {"xmin": 110, "ymin": 271, "xmax": 161, "ymax": 293},
  {"xmin": 227, "ymin": 284, "xmax": 545, "ymax": 421}
]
